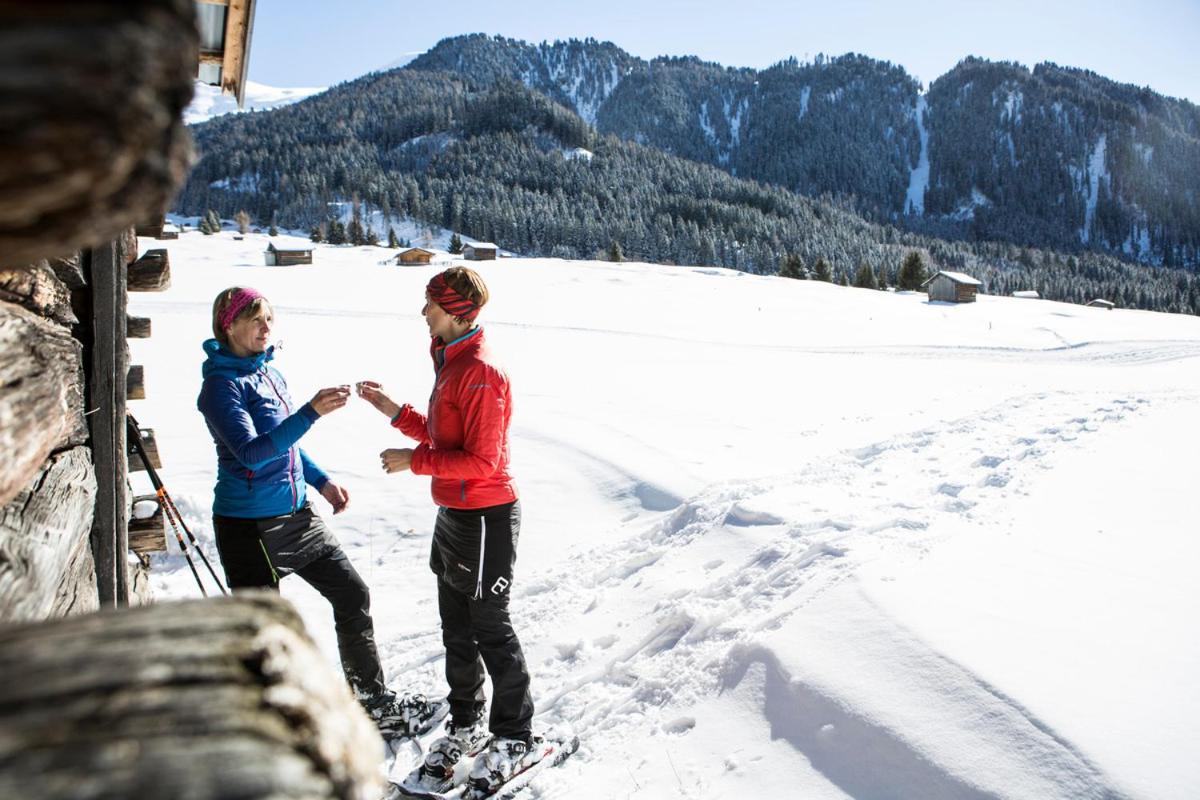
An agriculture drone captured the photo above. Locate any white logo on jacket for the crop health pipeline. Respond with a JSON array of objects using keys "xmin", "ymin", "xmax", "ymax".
[{"xmin": 490, "ymin": 576, "xmax": 510, "ymax": 595}]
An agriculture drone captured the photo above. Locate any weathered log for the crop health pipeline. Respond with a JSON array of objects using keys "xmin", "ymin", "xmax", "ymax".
[
  {"xmin": 135, "ymin": 216, "xmax": 166, "ymax": 238},
  {"xmin": 0, "ymin": 447, "xmax": 98, "ymax": 624},
  {"xmin": 128, "ymin": 426, "xmax": 162, "ymax": 471},
  {"xmin": 0, "ymin": 262, "xmax": 76, "ymax": 326},
  {"xmin": 121, "ymin": 226, "xmax": 139, "ymax": 264},
  {"xmin": 0, "ymin": 1, "xmax": 198, "ymax": 267},
  {"xmin": 127, "ymin": 364, "xmax": 145, "ymax": 400},
  {"xmin": 86, "ymin": 240, "xmax": 129, "ymax": 606},
  {"xmin": 128, "ymin": 248, "xmax": 171, "ymax": 291},
  {"xmin": 128, "ymin": 495, "xmax": 166, "ymax": 555},
  {"xmin": 0, "ymin": 594, "xmax": 385, "ymax": 800},
  {"xmin": 46, "ymin": 252, "xmax": 85, "ymax": 290},
  {"xmin": 0, "ymin": 301, "xmax": 88, "ymax": 508},
  {"xmin": 127, "ymin": 314, "xmax": 152, "ymax": 338}
]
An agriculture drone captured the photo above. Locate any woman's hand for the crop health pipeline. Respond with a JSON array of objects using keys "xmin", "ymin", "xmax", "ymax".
[
  {"xmin": 310, "ymin": 386, "xmax": 351, "ymax": 416},
  {"xmin": 320, "ymin": 481, "xmax": 350, "ymax": 514},
  {"xmin": 357, "ymin": 380, "xmax": 401, "ymax": 419},
  {"xmin": 380, "ymin": 448, "xmax": 414, "ymax": 474}
]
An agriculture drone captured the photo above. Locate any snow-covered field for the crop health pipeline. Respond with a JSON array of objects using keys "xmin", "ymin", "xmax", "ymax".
[{"xmin": 131, "ymin": 228, "xmax": 1200, "ymax": 799}]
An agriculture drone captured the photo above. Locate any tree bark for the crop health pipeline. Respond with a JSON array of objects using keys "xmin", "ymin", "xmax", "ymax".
[
  {"xmin": 0, "ymin": 1, "xmax": 197, "ymax": 267},
  {"xmin": 0, "ymin": 446, "xmax": 98, "ymax": 624},
  {"xmin": 126, "ymin": 315, "xmax": 151, "ymax": 338},
  {"xmin": 0, "ymin": 594, "xmax": 385, "ymax": 800},
  {"xmin": 0, "ymin": 300, "xmax": 87, "ymax": 507}
]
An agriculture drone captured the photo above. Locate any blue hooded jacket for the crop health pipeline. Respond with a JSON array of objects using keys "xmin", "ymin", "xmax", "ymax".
[{"xmin": 197, "ymin": 339, "xmax": 328, "ymax": 518}]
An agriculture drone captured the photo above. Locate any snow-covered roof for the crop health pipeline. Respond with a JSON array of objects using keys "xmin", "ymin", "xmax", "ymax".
[
  {"xmin": 924, "ymin": 270, "xmax": 982, "ymax": 286},
  {"xmin": 1012, "ymin": 290, "xmax": 1040, "ymax": 299},
  {"xmin": 465, "ymin": 242, "xmax": 498, "ymax": 249},
  {"xmin": 162, "ymin": 223, "xmax": 180, "ymax": 233}
]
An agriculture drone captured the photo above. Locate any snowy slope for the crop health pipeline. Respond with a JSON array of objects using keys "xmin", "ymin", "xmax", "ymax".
[
  {"xmin": 131, "ymin": 228, "xmax": 1200, "ymax": 799},
  {"xmin": 185, "ymin": 79, "xmax": 325, "ymax": 125}
]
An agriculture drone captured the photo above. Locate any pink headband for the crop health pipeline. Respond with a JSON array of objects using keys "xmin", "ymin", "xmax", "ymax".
[{"xmin": 219, "ymin": 288, "xmax": 265, "ymax": 331}]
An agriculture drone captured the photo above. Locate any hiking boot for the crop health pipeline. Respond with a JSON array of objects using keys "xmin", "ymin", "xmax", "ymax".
[
  {"xmin": 468, "ymin": 736, "xmax": 541, "ymax": 793},
  {"xmin": 404, "ymin": 717, "xmax": 491, "ymax": 794},
  {"xmin": 365, "ymin": 691, "xmax": 448, "ymax": 738}
]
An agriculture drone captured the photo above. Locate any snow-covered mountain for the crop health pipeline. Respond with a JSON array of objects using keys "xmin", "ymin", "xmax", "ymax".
[
  {"xmin": 132, "ymin": 228, "xmax": 1200, "ymax": 799},
  {"xmin": 184, "ymin": 79, "xmax": 325, "ymax": 125}
]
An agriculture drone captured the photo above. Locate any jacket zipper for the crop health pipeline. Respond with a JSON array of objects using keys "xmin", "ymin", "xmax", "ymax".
[{"xmin": 261, "ymin": 367, "xmax": 298, "ymax": 511}]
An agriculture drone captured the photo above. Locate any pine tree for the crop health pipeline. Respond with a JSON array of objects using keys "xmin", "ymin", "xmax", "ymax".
[
  {"xmin": 779, "ymin": 253, "xmax": 806, "ymax": 279},
  {"xmin": 853, "ymin": 262, "xmax": 878, "ymax": 289},
  {"xmin": 387, "ymin": 227, "xmax": 400, "ymax": 248},
  {"xmin": 608, "ymin": 239, "xmax": 624, "ymax": 262},
  {"xmin": 199, "ymin": 216, "xmax": 213, "ymax": 235},
  {"xmin": 347, "ymin": 213, "xmax": 365, "ymax": 246},
  {"xmin": 327, "ymin": 219, "xmax": 347, "ymax": 245},
  {"xmin": 813, "ymin": 256, "xmax": 832, "ymax": 282},
  {"xmin": 235, "ymin": 209, "xmax": 251, "ymax": 234},
  {"xmin": 897, "ymin": 251, "xmax": 927, "ymax": 290},
  {"xmin": 364, "ymin": 225, "xmax": 379, "ymax": 246},
  {"xmin": 310, "ymin": 225, "xmax": 323, "ymax": 243},
  {"xmin": 206, "ymin": 209, "xmax": 221, "ymax": 233},
  {"xmin": 449, "ymin": 233, "xmax": 463, "ymax": 254}
]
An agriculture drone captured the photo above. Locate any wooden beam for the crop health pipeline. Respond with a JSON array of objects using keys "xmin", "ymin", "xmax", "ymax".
[
  {"xmin": 0, "ymin": 447, "xmax": 98, "ymax": 624},
  {"xmin": 222, "ymin": 0, "xmax": 256, "ymax": 107},
  {"xmin": 0, "ymin": 595, "xmax": 384, "ymax": 800},
  {"xmin": 127, "ymin": 249, "xmax": 171, "ymax": 292},
  {"xmin": 127, "ymin": 365, "xmax": 145, "ymax": 400},
  {"xmin": 126, "ymin": 315, "xmax": 151, "ymax": 338},
  {"xmin": 0, "ymin": 1, "xmax": 197, "ymax": 266},
  {"xmin": 128, "ymin": 427, "xmax": 162, "ymax": 472},
  {"xmin": 128, "ymin": 495, "xmax": 167, "ymax": 556},
  {"xmin": 198, "ymin": 51, "xmax": 224, "ymax": 66},
  {"xmin": 86, "ymin": 240, "xmax": 128, "ymax": 608},
  {"xmin": 0, "ymin": 301, "xmax": 87, "ymax": 508}
]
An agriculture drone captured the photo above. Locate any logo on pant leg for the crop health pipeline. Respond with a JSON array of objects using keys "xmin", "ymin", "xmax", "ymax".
[{"xmin": 490, "ymin": 576, "xmax": 510, "ymax": 595}]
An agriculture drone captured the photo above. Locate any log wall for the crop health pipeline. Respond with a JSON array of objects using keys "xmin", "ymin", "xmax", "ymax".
[{"xmin": 0, "ymin": 594, "xmax": 384, "ymax": 800}]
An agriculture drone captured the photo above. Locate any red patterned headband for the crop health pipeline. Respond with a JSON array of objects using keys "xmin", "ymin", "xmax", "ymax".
[
  {"xmin": 426, "ymin": 273, "xmax": 479, "ymax": 321},
  {"xmin": 219, "ymin": 288, "xmax": 265, "ymax": 331}
]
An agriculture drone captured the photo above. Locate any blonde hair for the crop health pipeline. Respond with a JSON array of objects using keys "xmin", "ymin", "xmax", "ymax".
[
  {"xmin": 440, "ymin": 266, "xmax": 489, "ymax": 322},
  {"xmin": 211, "ymin": 287, "xmax": 271, "ymax": 346}
]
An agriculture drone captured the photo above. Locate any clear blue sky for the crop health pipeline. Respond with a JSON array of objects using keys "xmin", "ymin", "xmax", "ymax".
[{"xmin": 247, "ymin": 0, "xmax": 1200, "ymax": 104}]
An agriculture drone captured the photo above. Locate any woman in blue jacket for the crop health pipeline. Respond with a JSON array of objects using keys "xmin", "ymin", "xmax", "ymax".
[{"xmin": 198, "ymin": 286, "xmax": 444, "ymax": 737}]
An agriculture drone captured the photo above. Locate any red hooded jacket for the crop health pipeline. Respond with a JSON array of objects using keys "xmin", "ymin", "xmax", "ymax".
[{"xmin": 391, "ymin": 327, "xmax": 518, "ymax": 509}]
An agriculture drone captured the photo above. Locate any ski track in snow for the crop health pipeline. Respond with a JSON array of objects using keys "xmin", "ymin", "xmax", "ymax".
[{"xmin": 463, "ymin": 390, "xmax": 1153, "ymax": 797}]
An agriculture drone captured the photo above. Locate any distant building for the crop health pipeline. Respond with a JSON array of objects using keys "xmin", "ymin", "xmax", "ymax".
[
  {"xmin": 1086, "ymin": 298, "xmax": 1116, "ymax": 310},
  {"xmin": 158, "ymin": 223, "xmax": 180, "ymax": 240},
  {"xmin": 923, "ymin": 270, "xmax": 982, "ymax": 303},
  {"xmin": 1012, "ymin": 290, "xmax": 1039, "ymax": 299},
  {"xmin": 396, "ymin": 247, "xmax": 435, "ymax": 266},
  {"xmin": 264, "ymin": 242, "xmax": 313, "ymax": 266},
  {"xmin": 463, "ymin": 242, "xmax": 498, "ymax": 261},
  {"xmin": 135, "ymin": 216, "xmax": 165, "ymax": 238}
]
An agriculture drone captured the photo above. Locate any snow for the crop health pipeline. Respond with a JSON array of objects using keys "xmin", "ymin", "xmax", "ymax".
[
  {"xmin": 929, "ymin": 270, "xmax": 982, "ymax": 286},
  {"xmin": 905, "ymin": 95, "xmax": 930, "ymax": 215},
  {"xmin": 799, "ymin": 85, "xmax": 812, "ymax": 119},
  {"xmin": 1082, "ymin": 134, "xmax": 1108, "ymax": 245},
  {"xmin": 133, "ymin": 229, "xmax": 1200, "ymax": 799},
  {"xmin": 185, "ymin": 80, "xmax": 325, "ymax": 125},
  {"xmin": 951, "ymin": 188, "xmax": 992, "ymax": 221}
]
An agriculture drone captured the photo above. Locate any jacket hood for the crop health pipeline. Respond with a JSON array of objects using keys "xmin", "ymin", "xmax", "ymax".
[{"xmin": 202, "ymin": 338, "xmax": 275, "ymax": 378}]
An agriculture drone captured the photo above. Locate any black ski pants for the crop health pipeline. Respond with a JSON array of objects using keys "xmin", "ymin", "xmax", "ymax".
[
  {"xmin": 431, "ymin": 501, "xmax": 534, "ymax": 741},
  {"xmin": 213, "ymin": 507, "xmax": 388, "ymax": 702}
]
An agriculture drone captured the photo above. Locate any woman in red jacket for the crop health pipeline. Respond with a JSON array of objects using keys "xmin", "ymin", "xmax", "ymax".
[{"xmin": 358, "ymin": 267, "xmax": 536, "ymax": 795}]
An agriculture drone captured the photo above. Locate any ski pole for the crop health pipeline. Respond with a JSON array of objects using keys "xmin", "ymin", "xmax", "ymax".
[{"xmin": 127, "ymin": 414, "xmax": 228, "ymax": 596}]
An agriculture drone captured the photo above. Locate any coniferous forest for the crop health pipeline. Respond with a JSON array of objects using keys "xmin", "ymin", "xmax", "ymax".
[{"xmin": 176, "ymin": 36, "xmax": 1200, "ymax": 315}]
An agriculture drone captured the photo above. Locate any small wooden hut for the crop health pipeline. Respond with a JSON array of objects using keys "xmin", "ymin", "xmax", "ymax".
[
  {"xmin": 923, "ymin": 270, "xmax": 982, "ymax": 303},
  {"xmin": 265, "ymin": 242, "xmax": 313, "ymax": 266},
  {"xmin": 463, "ymin": 242, "xmax": 498, "ymax": 261},
  {"xmin": 396, "ymin": 247, "xmax": 435, "ymax": 266}
]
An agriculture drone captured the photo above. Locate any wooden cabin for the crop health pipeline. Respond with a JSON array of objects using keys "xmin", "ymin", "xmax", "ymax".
[
  {"xmin": 265, "ymin": 242, "xmax": 313, "ymax": 266},
  {"xmin": 1086, "ymin": 298, "xmax": 1116, "ymax": 310},
  {"xmin": 463, "ymin": 242, "xmax": 498, "ymax": 261},
  {"xmin": 923, "ymin": 270, "xmax": 982, "ymax": 303},
  {"xmin": 0, "ymin": 5, "xmax": 383, "ymax": 798},
  {"xmin": 396, "ymin": 247, "xmax": 435, "ymax": 265}
]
